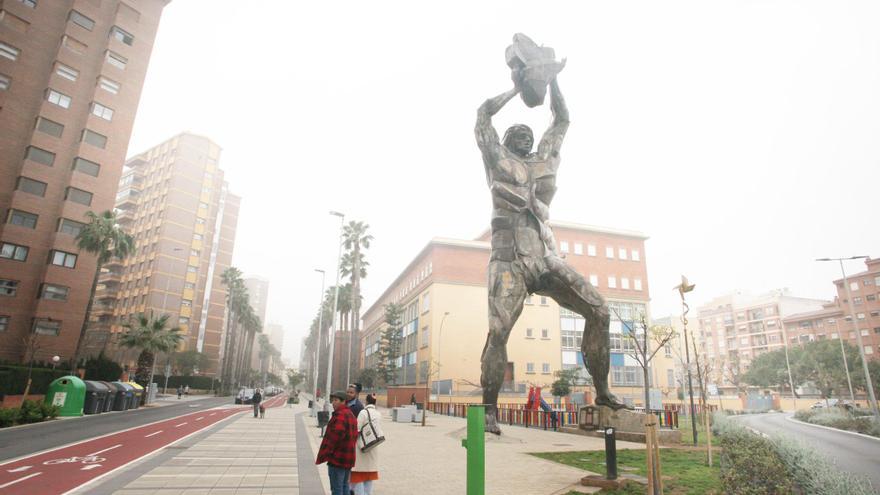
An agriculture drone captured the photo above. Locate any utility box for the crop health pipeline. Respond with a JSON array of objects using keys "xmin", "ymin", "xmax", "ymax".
[
  {"xmin": 44, "ymin": 376, "xmax": 86, "ymax": 417},
  {"xmin": 83, "ymin": 381, "xmax": 109, "ymax": 414}
]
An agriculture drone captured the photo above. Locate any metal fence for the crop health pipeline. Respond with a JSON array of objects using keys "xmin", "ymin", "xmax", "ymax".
[{"xmin": 428, "ymin": 402, "xmax": 580, "ymax": 431}]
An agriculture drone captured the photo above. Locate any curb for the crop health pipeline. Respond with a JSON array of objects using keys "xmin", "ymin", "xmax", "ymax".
[{"xmin": 785, "ymin": 415, "xmax": 880, "ymax": 443}]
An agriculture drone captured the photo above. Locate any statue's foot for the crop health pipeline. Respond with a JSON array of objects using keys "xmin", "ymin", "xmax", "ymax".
[
  {"xmin": 485, "ymin": 407, "xmax": 502, "ymax": 435},
  {"xmin": 595, "ymin": 393, "xmax": 630, "ymax": 410}
]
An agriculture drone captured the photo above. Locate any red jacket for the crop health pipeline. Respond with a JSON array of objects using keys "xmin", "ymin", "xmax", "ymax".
[{"xmin": 316, "ymin": 404, "xmax": 358, "ymax": 469}]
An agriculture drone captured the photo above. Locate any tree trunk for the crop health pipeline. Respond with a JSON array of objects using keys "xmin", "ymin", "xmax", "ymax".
[
  {"xmin": 644, "ymin": 366, "xmax": 651, "ymax": 412},
  {"xmin": 350, "ymin": 248, "xmax": 361, "ymax": 385},
  {"xmin": 220, "ymin": 308, "xmax": 235, "ymax": 394},
  {"xmin": 70, "ymin": 262, "xmax": 103, "ymax": 374},
  {"xmin": 147, "ymin": 354, "xmax": 157, "ymax": 405}
]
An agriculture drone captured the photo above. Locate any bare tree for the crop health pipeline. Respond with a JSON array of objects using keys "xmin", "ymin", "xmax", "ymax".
[
  {"xmin": 20, "ymin": 332, "xmax": 46, "ymax": 408},
  {"xmin": 619, "ymin": 312, "xmax": 677, "ymax": 411}
]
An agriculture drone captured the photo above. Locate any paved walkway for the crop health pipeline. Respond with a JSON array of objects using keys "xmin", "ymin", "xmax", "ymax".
[
  {"xmin": 101, "ymin": 401, "xmax": 307, "ymax": 495},
  {"xmin": 303, "ymin": 402, "xmax": 643, "ymax": 495}
]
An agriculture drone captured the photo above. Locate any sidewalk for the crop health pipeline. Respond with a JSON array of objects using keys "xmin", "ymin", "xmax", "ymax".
[
  {"xmin": 101, "ymin": 400, "xmax": 307, "ymax": 495},
  {"xmin": 303, "ymin": 405, "xmax": 643, "ymax": 495}
]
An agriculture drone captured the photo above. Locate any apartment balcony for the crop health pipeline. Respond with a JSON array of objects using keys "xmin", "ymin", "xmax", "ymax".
[
  {"xmin": 116, "ymin": 208, "xmax": 135, "ymax": 225},
  {"xmin": 92, "ymin": 300, "xmax": 116, "ymax": 318},
  {"xmin": 115, "ymin": 188, "xmax": 141, "ymax": 210},
  {"xmin": 100, "ymin": 269, "xmax": 123, "ymax": 284},
  {"xmin": 125, "ymin": 154, "xmax": 149, "ymax": 169},
  {"xmin": 94, "ymin": 283, "xmax": 120, "ymax": 301}
]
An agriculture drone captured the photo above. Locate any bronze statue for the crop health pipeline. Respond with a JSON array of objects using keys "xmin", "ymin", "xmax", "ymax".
[{"xmin": 476, "ymin": 34, "xmax": 626, "ymax": 434}]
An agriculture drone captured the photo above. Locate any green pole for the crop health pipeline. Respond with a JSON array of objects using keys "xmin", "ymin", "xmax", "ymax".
[{"xmin": 461, "ymin": 404, "xmax": 485, "ymax": 495}]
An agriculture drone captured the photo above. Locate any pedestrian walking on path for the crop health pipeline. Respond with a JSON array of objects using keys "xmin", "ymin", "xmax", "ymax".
[
  {"xmin": 316, "ymin": 390, "xmax": 358, "ymax": 495},
  {"xmin": 252, "ymin": 388, "xmax": 263, "ymax": 418},
  {"xmin": 177, "ymin": 385, "xmax": 183, "ymax": 399},
  {"xmin": 351, "ymin": 393, "xmax": 383, "ymax": 495}
]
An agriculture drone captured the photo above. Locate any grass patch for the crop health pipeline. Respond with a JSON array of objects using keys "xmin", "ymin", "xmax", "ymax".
[
  {"xmin": 532, "ymin": 448, "xmax": 721, "ymax": 495},
  {"xmin": 677, "ymin": 416, "xmax": 715, "ymax": 446}
]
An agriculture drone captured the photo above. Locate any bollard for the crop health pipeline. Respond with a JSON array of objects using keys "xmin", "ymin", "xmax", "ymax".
[
  {"xmin": 460, "ymin": 404, "xmax": 485, "ymax": 495},
  {"xmin": 604, "ymin": 427, "xmax": 618, "ymax": 480}
]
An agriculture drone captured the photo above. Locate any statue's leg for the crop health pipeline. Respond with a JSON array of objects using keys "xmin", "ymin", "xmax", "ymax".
[
  {"xmin": 481, "ymin": 260, "xmax": 527, "ymax": 434},
  {"xmin": 540, "ymin": 257, "xmax": 627, "ymax": 410}
]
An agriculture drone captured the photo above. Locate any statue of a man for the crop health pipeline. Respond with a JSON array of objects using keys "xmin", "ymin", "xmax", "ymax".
[{"xmin": 476, "ymin": 57, "xmax": 626, "ymax": 434}]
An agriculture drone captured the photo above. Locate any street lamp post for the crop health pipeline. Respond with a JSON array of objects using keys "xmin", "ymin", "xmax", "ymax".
[
  {"xmin": 312, "ymin": 269, "xmax": 326, "ymax": 415},
  {"xmin": 436, "ymin": 312, "xmax": 451, "ymax": 402},
  {"xmin": 423, "ymin": 311, "xmax": 450, "ymax": 426},
  {"xmin": 817, "ymin": 256, "xmax": 879, "ymax": 420},
  {"xmin": 324, "ymin": 211, "xmax": 345, "ymax": 411},
  {"xmin": 674, "ymin": 275, "xmax": 699, "ymax": 446}
]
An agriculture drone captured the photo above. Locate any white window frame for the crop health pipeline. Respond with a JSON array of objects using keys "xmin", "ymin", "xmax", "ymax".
[
  {"xmin": 559, "ymin": 241, "xmax": 569, "ymax": 253},
  {"xmin": 618, "ymin": 248, "xmax": 628, "ymax": 260},
  {"xmin": 55, "ymin": 63, "xmax": 79, "ymax": 81},
  {"xmin": 105, "ymin": 50, "xmax": 128, "ymax": 70},
  {"xmin": 621, "ymin": 277, "xmax": 630, "ymax": 290},
  {"xmin": 0, "ymin": 73, "xmax": 9, "ymax": 90},
  {"xmin": 47, "ymin": 89, "xmax": 71, "ymax": 108},
  {"xmin": 608, "ymin": 276, "xmax": 617, "ymax": 289},
  {"xmin": 91, "ymin": 102, "xmax": 114, "ymax": 121},
  {"xmin": 631, "ymin": 249, "xmax": 640, "ymax": 261},
  {"xmin": 0, "ymin": 41, "xmax": 20, "ymax": 61},
  {"xmin": 589, "ymin": 274, "xmax": 599, "ymax": 287},
  {"xmin": 574, "ymin": 243, "xmax": 583, "ymax": 255},
  {"xmin": 98, "ymin": 76, "xmax": 120, "ymax": 94},
  {"xmin": 634, "ymin": 278, "xmax": 643, "ymax": 291},
  {"xmin": 587, "ymin": 244, "xmax": 597, "ymax": 256},
  {"xmin": 606, "ymin": 246, "xmax": 614, "ymax": 259}
]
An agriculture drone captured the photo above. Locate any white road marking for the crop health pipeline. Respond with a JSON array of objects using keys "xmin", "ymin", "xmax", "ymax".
[
  {"xmin": 80, "ymin": 464, "xmax": 102, "ymax": 471},
  {"xmin": 144, "ymin": 431, "xmax": 163, "ymax": 438},
  {"xmin": 196, "ymin": 416, "xmax": 204, "ymax": 421},
  {"xmin": 87, "ymin": 444, "xmax": 121, "ymax": 456},
  {"xmin": 174, "ymin": 422, "xmax": 187, "ymax": 428},
  {"xmin": 0, "ymin": 472, "xmax": 42, "ymax": 488},
  {"xmin": 209, "ymin": 412, "xmax": 216, "ymax": 416},
  {"xmin": 6, "ymin": 465, "xmax": 32, "ymax": 473}
]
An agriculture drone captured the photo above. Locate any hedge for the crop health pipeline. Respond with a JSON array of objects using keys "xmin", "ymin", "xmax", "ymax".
[
  {"xmin": 713, "ymin": 412, "xmax": 874, "ymax": 495},
  {"xmin": 0, "ymin": 366, "xmax": 70, "ymax": 397},
  {"xmin": 0, "ymin": 400, "xmax": 60, "ymax": 428},
  {"xmin": 151, "ymin": 375, "xmax": 218, "ymax": 391}
]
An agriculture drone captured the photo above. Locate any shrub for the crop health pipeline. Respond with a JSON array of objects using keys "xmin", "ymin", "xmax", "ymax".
[
  {"xmin": 719, "ymin": 426, "xmax": 792, "ymax": 494},
  {"xmin": 82, "ymin": 353, "xmax": 123, "ymax": 382},
  {"xmin": 795, "ymin": 408, "xmax": 880, "ymax": 438},
  {"xmin": 0, "ymin": 401, "xmax": 61, "ymax": 428},
  {"xmin": 773, "ymin": 434, "xmax": 874, "ymax": 495},
  {"xmin": 151, "ymin": 375, "xmax": 216, "ymax": 391},
  {"xmin": 0, "ymin": 366, "xmax": 70, "ymax": 396},
  {"xmin": 0, "ymin": 408, "xmax": 17, "ymax": 428}
]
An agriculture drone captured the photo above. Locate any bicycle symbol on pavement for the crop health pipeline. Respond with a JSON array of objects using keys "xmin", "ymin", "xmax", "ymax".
[{"xmin": 43, "ymin": 455, "xmax": 105, "ymax": 465}]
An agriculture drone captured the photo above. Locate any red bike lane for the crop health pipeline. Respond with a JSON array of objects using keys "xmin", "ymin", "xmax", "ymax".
[{"xmin": 0, "ymin": 394, "xmax": 287, "ymax": 495}]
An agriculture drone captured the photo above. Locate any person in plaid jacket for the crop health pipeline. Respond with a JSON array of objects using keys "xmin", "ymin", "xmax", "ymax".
[{"xmin": 316, "ymin": 390, "xmax": 358, "ymax": 495}]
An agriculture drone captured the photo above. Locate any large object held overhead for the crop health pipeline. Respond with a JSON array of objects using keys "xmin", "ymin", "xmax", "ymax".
[{"xmin": 505, "ymin": 33, "xmax": 565, "ymax": 107}]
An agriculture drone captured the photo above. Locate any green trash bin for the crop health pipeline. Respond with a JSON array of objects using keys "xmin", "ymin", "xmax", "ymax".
[{"xmin": 44, "ymin": 376, "xmax": 86, "ymax": 417}]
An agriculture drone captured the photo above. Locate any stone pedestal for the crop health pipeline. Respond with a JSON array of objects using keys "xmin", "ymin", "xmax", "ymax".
[{"xmin": 578, "ymin": 406, "xmax": 682, "ymax": 445}]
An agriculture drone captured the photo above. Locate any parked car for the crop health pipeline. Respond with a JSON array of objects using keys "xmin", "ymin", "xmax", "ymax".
[
  {"xmin": 810, "ymin": 399, "xmax": 855, "ymax": 411},
  {"xmin": 235, "ymin": 388, "xmax": 255, "ymax": 404}
]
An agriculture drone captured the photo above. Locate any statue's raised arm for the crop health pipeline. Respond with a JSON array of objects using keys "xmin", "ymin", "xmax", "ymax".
[
  {"xmin": 537, "ymin": 77, "xmax": 569, "ymax": 160},
  {"xmin": 475, "ymin": 87, "xmax": 519, "ymax": 173}
]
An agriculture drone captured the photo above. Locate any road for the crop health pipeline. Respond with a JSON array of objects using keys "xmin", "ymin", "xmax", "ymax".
[
  {"xmin": 0, "ymin": 396, "xmax": 229, "ymax": 462},
  {"xmin": 735, "ymin": 412, "xmax": 880, "ymax": 490},
  {"xmin": 0, "ymin": 394, "xmax": 287, "ymax": 495}
]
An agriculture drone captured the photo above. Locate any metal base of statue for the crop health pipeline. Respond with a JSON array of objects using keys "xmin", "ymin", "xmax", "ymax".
[{"xmin": 476, "ymin": 34, "xmax": 628, "ymax": 435}]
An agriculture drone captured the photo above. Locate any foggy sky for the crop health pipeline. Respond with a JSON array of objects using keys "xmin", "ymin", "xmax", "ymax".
[{"xmin": 127, "ymin": 1, "xmax": 880, "ymax": 363}]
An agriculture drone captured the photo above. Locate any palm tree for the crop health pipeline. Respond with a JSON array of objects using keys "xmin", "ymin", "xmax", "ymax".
[
  {"xmin": 235, "ymin": 305, "xmax": 261, "ymax": 388},
  {"xmin": 70, "ymin": 210, "xmax": 134, "ymax": 373},
  {"xmin": 257, "ymin": 333, "xmax": 272, "ymax": 382},
  {"xmin": 220, "ymin": 267, "xmax": 246, "ymax": 394},
  {"xmin": 118, "ymin": 313, "xmax": 183, "ymax": 403},
  {"xmin": 341, "ymin": 221, "xmax": 372, "ymax": 383}
]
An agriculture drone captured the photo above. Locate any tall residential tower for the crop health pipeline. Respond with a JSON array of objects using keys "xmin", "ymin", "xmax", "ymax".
[{"xmin": 0, "ymin": 0, "xmax": 170, "ymax": 362}]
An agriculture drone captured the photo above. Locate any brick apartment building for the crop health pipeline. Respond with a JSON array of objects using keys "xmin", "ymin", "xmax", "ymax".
[
  {"xmin": 356, "ymin": 221, "xmax": 678, "ymax": 407},
  {"xmin": 0, "ymin": 0, "xmax": 169, "ymax": 363},
  {"xmin": 784, "ymin": 257, "xmax": 880, "ymax": 360},
  {"xmin": 82, "ymin": 133, "xmax": 240, "ymax": 375}
]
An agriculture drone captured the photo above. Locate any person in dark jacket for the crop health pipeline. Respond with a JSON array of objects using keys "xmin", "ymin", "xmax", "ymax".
[
  {"xmin": 346, "ymin": 383, "xmax": 364, "ymax": 419},
  {"xmin": 252, "ymin": 388, "xmax": 263, "ymax": 418},
  {"xmin": 316, "ymin": 390, "xmax": 358, "ymax": 495}
]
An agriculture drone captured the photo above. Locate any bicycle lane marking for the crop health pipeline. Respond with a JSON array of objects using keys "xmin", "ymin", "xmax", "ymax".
[{"xmin": 0, "ymin": 405, "xmax": 247, "ymax": 495}]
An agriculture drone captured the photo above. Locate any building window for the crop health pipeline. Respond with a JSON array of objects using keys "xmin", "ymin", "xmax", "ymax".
[
  {"xmin": 55, "ymin": 63, "xmax": 79, "ymax": 81},
  {"xmin": 1, "ymin": 243, "xmax": 28, "ymax": 261},
  {"xmin": 73, "ymin": 157, "xmax": 100, "ymax": 176},
  {"xmin": 50, "ymin": 250, "xmax": 77, "ymax": 268},
  {"xmin": 606, "ymin": 246, "xmax": 614, "ymax": 259},
  {"xmin": 0, "ymin": 279, "xmax": 19, "ymax": 296},
  {"xmin": 526, "ymin": 328, "xmax": 534, "ymax": 338},
  {"xmin": 422, "ymin": 292, "xmax": 430, "ymax": 313},
  {"xmin": 33, "ymin": 318, "xmax": 60, "ymax": 336},
  {"xmin": 866, "ymin": 346, "xmax": 874, "ymax": 355},
  {"xmin": 18, "ymin": 0, "xmax": 37, "ymax": 8},
  {"xmin": 40, "ymin": 284, "xmax": 69, "ymax": 301},
  {"xmin": 618, "ymin": 248, "xmax": 627, "ymax": 260},
  {"xmin": 0, "ymin": 315, "xmax": 8, "ymax": 331},
  {"xmin": 91, "ymin": 102, "xmax": 114, "ymax": 121},
  {"xmin": 0, "ymin": 41, "xmax": 20, "ymax": 61},
  {"xmin": 524, "ymin": 295, "xmax": 533, "ymax": 305},
  {"xmin": 105, "ymin": 50, "xmax": 127, "ymax": 70},
  {"xmin": 541, "ymin": 328, "xmax": 549, "ymax": 339},
  {"xmin": 179, "ymin": 317, "xmax": 190, "ymax": 325},
  {"xmin": 25, "ymin": 146, "xmax": 55, "ymax": 166},
  {"xmin": 58, "ymin": 218, "xmax": 85, "ymax": 236},
  {"xmin": 98, "ymin": 76, "xmax": 120, "ymax": 94},
  {"xmin": 420, "ymin": 326, "xmax": 430, "ymax": 347},
  {"xmin": 560, "ymin": 241, "xmax": 569, "ymax": 253},
  {"xmin": 184, "ymin": 282, "xmax": 195, "ymax": 290},
  {"xmin": 621, "ymin": 278, "xmax": 630, "ymax": 290},
  {"xmin": 858, "ymin": 313, "xmax": 866, "ymax": 320},
  {"xmin": 854, "ymin": 296, "xmax": 863, "ymax": 305},
  {"xmin": 47, "ymin": 89, "xmax": 71, "ymax": 108},
  {"xmin": 540, "ymin": 296, "xmax": 548, "ymax": 305},
  {"xmin": 8, "ymin": 209, "xmax": 37, "ymax": 229},
  {"xmin": 187, "ymin": 266, "xmax": 198, "ymax": 273},
  {"xmin": 82, "ymin": 129, "xmax": 107, "ymax": 148},
  {"xmin": 542, "ymin": 363, "xmax": 551, "ymax": 374},
  {"xmin": 526, "ymin": 362, "xmax": 535, "ymax": 374},
  {"xmin": 64, "ymin": 187, "xmax": 93, "ymax": 206},
  {"xmin": 634, "ymin": 279, "xmax": 643, "ymax": 291},
  {"xmin": 587, "ymin": 244, "xmax": 597, "ymax": 256},
  {"xmin": 16, "ymin": 176, "xmax": 48, "ymax": 197},
  {"xmin": 631, "ymin": 249, "xmax": 640, "ymax": 261},
  {"xmin": 195, "ymin": 218, "xmax": 206, "ymax": 225},
  {"xmin": 608, "ymin": 276, "xmax": 617, "ymax": 289},
  {"xmin": 110, "ymin": 26, "xmax": 134, "ymax": 45},
  {"xmin": 850, "ymin": 282, "xmax": 859, "ymax": 291},
  {"xmin": 589, "ymin": 274, "xmax": 599, "ymax": 287},
  {"xmin": 574, "ymin": 243, "xmax": 583, "ymax": 255},
  {"xmin": 198, "ymin": 202, "xmax": 209, "ymax": 209},
  {"xmin": 664, "ymin": 343, "xmax": 672, "ymax": 357},
  {"xmin": 190, "ymin": 249, "xmax": 200, "ymax": 257},
  {"xmin": 0, "ymin": 73, "xmax": 9, "ymax": 90},
  {"xmin": 181, "ymin": 299, "xmax": 192, "ymax": 307},
  {"xmin": 61, "ymin": 34, "xmax": 86, "ymax": 54},
  {"xmin": 36, "ymin": 117, "xmax": 64, "ymax": 137},
  {"xmin": 193, "ymin": 233, "xmax": 203, "ymax": 241},
  {"xmin": 69, "ymin": 10, "xmax": 95, "ymax": 30}
]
